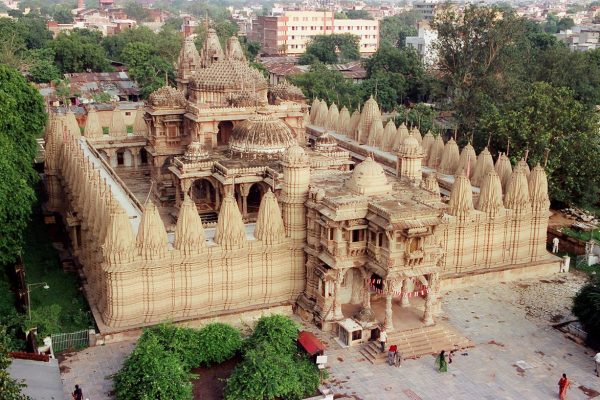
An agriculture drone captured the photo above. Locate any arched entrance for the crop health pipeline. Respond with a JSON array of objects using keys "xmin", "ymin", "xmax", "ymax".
[
  {"xmin": 116, "ymin": 148, "xmax": 133, "ymax": 167},
  {"xmin": 140, "ymin": 148, "xmax": 149, "ymax": 165},
  {"xmin": 217, "ymin": 121, "xmax": 233, "ymax": 146},
  {"xmin": 247, "ymin": 183, "xmax": 265, "ymax": 214},
  {"xmin": 340, "ymin": 268, "xmax": 363, "ymax": 306},
  {"xmin": 191, "ymin": 178, "xmax": 217, "ymax": 212}
]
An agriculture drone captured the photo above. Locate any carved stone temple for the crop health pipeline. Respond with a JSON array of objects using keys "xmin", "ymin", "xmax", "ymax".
[{"xmin": 43, "ymin": 32, "xmax": 560, "ymax": 335}]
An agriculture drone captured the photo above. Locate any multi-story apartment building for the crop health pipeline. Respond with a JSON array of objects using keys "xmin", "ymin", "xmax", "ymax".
[{"xmin": 250, "ymin": 10, "xmax": 379, "ymax": 56}]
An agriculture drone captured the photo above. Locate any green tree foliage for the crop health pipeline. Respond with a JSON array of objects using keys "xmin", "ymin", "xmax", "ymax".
[
  {"xmin": 342, "ymin": 9, "xmax": 372, "ymax": 20},
  {"xmin": 142, "ymin": 324, "xmax": 202, "ymax": 370},
  {"xmin": 122, "ymin": 42, "xmax": 174, "ymax": 98},
  {"xmin": 299, "ymin": 34, "xmax": 360, "ymax": 64},
  {"xmin": 50, "ymin": 29, "xmax": 110, "ymax": 73},
  {"xmin": 379, "ymin": 11, "xmax": 421, "ymax": 48},
  {"xmin": 542, "ymin": 14, "xmax": 575, "ymax": 33},
  {"xmin": 114, "ymin": 333, "xmax": 193, "ymax": 400},
  {"xmin": 0, "ymin": 327, "xmax": 29, "ymax": 400},
  {"xmin": 52, "ymin": 5, "xmax": 73, "ymax": 24},
  {"xmin": 195, "ymin": 19, "xmax": 239, "ymax": 49},
  {"xmin": 290, "ymin": 63, "xmax": 361, "ymax": 110},
  {"xmin": 25, "ymin": 304, "xmax": 62, "ymax": 338},
  {"xmin": 0, "ymin": 280, "xmax": 25, "ymax": 351},
  {"xmin": 477, "ymin": 82, "xmax": 600, "ymax": 205},
  {"xmin": 395, "ymin": 104, "xmax": 438, "ymax": 134},
  {"xmin": 0, "ymin": 66, "xmax": 46, "ymax": 265},
  {"xmin": 196, "ymin": 323, "xmax": 242, "ymax": 366},
  {"xmin": 25, "ymin": 48, "xmax": 61, "ymax": 83},
  {"xmin": 572, "ymin": 276, "xmax": 600, "ymax": 343},
  {"xmin": 124, "ymin": 1, "xmax": 150, "ymax": 22},
  {"xmin": 225, "ymin": 315, "xmax": 321, "ymax": 400}
]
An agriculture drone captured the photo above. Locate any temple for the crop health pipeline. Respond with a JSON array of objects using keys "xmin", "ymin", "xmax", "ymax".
[{"xmin": 43, "ymin": 33, "xmax": 559, "ymax": 336}]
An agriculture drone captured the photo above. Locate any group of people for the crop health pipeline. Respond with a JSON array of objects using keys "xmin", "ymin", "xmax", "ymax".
[{"xmin": 379, "ymin": 328, "xmax": 402, "ymax": 367}]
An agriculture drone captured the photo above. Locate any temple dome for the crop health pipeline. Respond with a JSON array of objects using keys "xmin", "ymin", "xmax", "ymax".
[
  {"xmin": 191, "ymin": 59, "xmax": 268, "ymax": 93},
  {"xmin": 314, "ymin": 131, "xmax": 337, "ymax": 152},
  {"xmin": 183, "ymin": 140, "xmax": 209, "ymax": 162},
  {"xmin": 398, "ymin": 134, "xmax": 423, "ymax": 157},
  {"xmin": 269, "ymin": 81, "xmax": 305, "ymax": 102},
  {"xmin": 345, "ymin": 156, "xmax": 392, "ymax": 195},
  {"xmin": 229, "ymin": 112, "xmax": 296, "ymax": 158},
  {"xmin": 282, "ymin": 143, "xmax": 308, "ymax": 165},
  {"xmin": 148, "ymin": 86, "xmax": 187, "ymax": 108}
]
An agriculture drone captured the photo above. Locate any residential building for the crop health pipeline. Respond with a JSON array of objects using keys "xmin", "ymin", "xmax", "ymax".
[
  {"xmin": 405, "ymin": 21, "xmax": 438, "ymax": 66},
  {"xmin": 249, "ymin": 10, "xmax": 379, "ymax": 56}
]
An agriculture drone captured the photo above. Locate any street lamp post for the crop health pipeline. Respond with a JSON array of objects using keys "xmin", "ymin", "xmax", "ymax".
[{"xmin": 27, "ymin": 282, "xmax": 49, "ymax": 320}]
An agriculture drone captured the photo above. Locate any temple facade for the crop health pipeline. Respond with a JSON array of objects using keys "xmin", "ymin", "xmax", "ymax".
[{"xmin": 43, "ymin": 33, "xmax": 557, "ymax": 334}]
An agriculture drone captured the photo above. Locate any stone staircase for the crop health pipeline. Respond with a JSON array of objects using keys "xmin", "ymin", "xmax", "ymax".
[{"xmin": 359, "ymin": 324, "xmax": 474, "ymax": 364}]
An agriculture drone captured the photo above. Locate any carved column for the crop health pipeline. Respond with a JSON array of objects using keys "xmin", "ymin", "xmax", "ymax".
[
  {"xmin": 333, "ymin": 270, "xmax": 345, "ymax": 320},
  {"xmin": 384, "ymin": 290, "xmax": 394, "ymax": 332},
  {"xmin": 423, "ymin": 272, "xmax": 440, "ymax": 326},
  {"xmin": 132, "ymin": 148, "xmax": 140, "ymax": 168},
  {"xmin": 400, "ymin": 278, "xmax": 410, "ymax": 307},
  {"xmin": 240, "ymin": 183, "xmax": 250, "ymax": 218}
]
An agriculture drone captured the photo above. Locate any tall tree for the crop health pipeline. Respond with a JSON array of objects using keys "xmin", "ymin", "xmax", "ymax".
[
  {"xmin": 379, "ymin": 11, "xmax": 421, "ymax": 48},
  {"xmin": 298, "ymin": 34, "xmax": 360, "ymax": 65},
  {"xmin": 0, "ymin": 66, "xmax": 46, "ymax": 265},
  {"xmin": 122, "ymin": 42, "xmax": 174, "ymax": 98},
  {"xmin": 50, "ymin": 29, "xmax": 111, "ymax": 73}
]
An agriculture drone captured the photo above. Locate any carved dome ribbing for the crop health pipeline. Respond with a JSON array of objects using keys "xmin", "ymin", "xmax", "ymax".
[
  {"xmin": 184, "ymin": 140, "xmax": 209, "ymax": 162},
  {"xmin": 229, "ymin": 112, "xmax": 296, "ymax": 158},
  {"xmin": 314, "ymin": 131, "xmax": 338, "ymax": 152},
  {"xmin": 269, "ymin": 81, "xmax": 306, "ymax": 101},
  {"xmin": 148, "ymin": 86, "xmax": 187, "ymax": 108},
  {"xmin": 345, "ymin": 156, "xmax": 392, "ymax": 195},
  {"xmin": 191, "ymin": 59, "xmax": 268, "ymax": 92}
]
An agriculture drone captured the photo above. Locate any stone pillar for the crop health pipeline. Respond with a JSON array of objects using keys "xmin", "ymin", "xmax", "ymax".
[
  {"xmin": 423, "ymin": 272, "xmax": 440, "ymax": 326},
  {"xmin": 333, "ymin": 272, "xmax": 344, "ymax": 320},
  {"xmin": 384, "ymin": 290, "xmax": 394, "ymax": 332},
  {"xmin": 400, "ymin": 278, "xmax": 410, "ymax": 307},
  {"xmin": 132, "ymin": 148, "xmax": 140, "ymax": 168}
]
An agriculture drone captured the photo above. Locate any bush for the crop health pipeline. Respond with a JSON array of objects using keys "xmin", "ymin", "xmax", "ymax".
[
  {"xmin": 143, "ymin": 324, "xmax": 202, "ymax": 371},
  {"xmin": 114, "ymin": 333, "xmax": 193, "ymax": 400},
  {"xmin": 196, "ymin": 323, "xmax": 242, "ymax": 366},
  {"xmin": 244, "ymin": 314, "xmax": 299, "ymax": 355},
  {"xmin": 572, "ymin": 276, "xmax": 600, "ymax": 342}
]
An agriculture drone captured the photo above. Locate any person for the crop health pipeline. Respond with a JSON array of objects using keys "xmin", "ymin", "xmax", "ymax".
[
  {"xmin": 379, "ymin": 327, "xmax": 387, "ymax": 353},
  {"xmin": 72, "ymin": 384, "xmax": 83, "ymax": 400},
  {"xmin": 394, "ymin": 349, "xmax": 402, "ymax": 367},
  {"xmin": 387, "ymin": 344, "xmax": 397, "ymax": 366},
  {"xmin": 558, "ymin": 373, "xmax": 570, "ymax": 400},
  {"xmin": 595, "ymin": 352, "xmax": 600, "ymax": 377},
  {"xmin": 553, "ymin": 237, "xmax": 560, "ymax": 253},
  {"xmin": 435, "ymin": 350, "xmax": 448, "ymax": 372}
]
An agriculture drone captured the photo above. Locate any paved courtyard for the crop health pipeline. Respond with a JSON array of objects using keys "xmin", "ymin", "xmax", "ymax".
[{"xmin": 59, "ymin": 272, "xmax": 600, "ymax": 400}]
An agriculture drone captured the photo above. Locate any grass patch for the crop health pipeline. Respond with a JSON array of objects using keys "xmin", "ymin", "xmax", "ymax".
[
  {"xmin": 561, "ymin": 227, "xmax": 600, "ymax": 242},
  {"xmin": 127, "ymin": 125, "xmax": 133, "ymax": 134},
  {"xmin": 102, "ymin": 126, "xmax": 109, "ymax": 135},
  {"xmin": 22, "ymin": 206, "xmax": 94, "ymax": 335}
]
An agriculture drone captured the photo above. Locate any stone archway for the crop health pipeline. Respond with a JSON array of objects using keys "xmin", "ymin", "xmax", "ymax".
[
  {"xmin": 339, "ymin": 268, "xmax": 363, "ymax": 306},
  {"xmin": 140, "ymin": 148, "xmax": 149, "ymax": 165},
  {"xmin": 217, "ymin": 121, "xmax": 233, "ymax": 146},
  {"xmin": 247, "ymin": 182, "xmax": 265, "ymax": 214},
  {"xmin": 190, "ymin": 178, "xmax": 217, "ymax": 212},
  {"xmin": 116, "ymin": 148, "xmax": 133, "ymax": 167}
]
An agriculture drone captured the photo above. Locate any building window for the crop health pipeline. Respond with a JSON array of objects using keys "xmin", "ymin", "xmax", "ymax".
[
  {"xmin": 328, "ymin": 228, "xmax": 334, "ymax": 241},
  {"xmin": 125, "ymin": 111, "xmax": 131, "ymax": 116},
  {"xmin": 351, "ymin": 229, "xmax": 365, "ymax": 242}
]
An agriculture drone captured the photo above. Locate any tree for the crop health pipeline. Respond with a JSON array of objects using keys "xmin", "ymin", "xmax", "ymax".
[
  {"xmin": 50, "ymin": 29, "xmax": 110, "ymax": 73},
  {"xmin": 343, "ymin": 10, "xmax": 372, "ymax": 20},
  {"xmin": 121, "ymin": 42, "xmax": 174, "ymax": 98},
  {"xmin": 299, "ymin": 34, "xmax": 360, "ymax": 64},
  {"xmin": 196, "ymin": 323, "xmax": 242, "ymax": 366},
  {"xmin": 244, "ymin": 314, "xmax": 299, "ymax": 355},
  {"xmin": 0, "ymin": 66, "xmax": 46, "ymax": 265},
  {"xmin": 114, "ymin": 333, "xmax": 193, "ymax": 400},
  {"xmin": 25, "ymin": 48, "xmax": 61, "ymax": 83},
  {"xmin": 476, "ymin": 82, "xmax": 600, "ymax": 205},
  {"xmin": 572, "ymin": 276, "xmax": 600, "ymax": 344},
  {"xmin": 395, "ymin": 104, "xmax": 438, "ymax": 134},
  {"xmin": 52, "ymin": 5, "xmax": 73, "ymax": 24},
  {"xmin": 379, "ymin": 12, "xmax": 421, "ymax": 48},
  {"xmin": 0, "ymin": 327, "xmax": 29, "ymax": 400},
  {"xmin": 124, "ymin": 2, "xmax": 150, "ymax": 22}
]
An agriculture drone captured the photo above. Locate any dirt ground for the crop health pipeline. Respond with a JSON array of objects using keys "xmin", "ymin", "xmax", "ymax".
[
  {"xmin": 191, "ymin": 355, "xmax": 241, "ymax": 400},
  {"xmin": 549, "ymin": 209, "xmax": 577, "ymax": 228}
]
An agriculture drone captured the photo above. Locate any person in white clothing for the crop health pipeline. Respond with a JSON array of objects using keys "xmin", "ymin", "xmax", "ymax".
[
  {"xmin": 553, "ymin": 237, "xmax": 560, "ymax": 253},
  {"xmin": 595, "ymin": 352, "xmax": 600, "ymax": 377},
  {"xmin": 379, "ymin": 327, "xmax": 387, "ymax": 353}
]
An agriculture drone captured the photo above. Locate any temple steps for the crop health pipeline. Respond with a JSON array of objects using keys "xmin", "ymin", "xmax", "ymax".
[{"xmin": 359, "ymin": 324, "xmax": 474, "ymax": 365}]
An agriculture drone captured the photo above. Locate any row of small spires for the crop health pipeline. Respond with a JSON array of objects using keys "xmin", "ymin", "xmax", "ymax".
[
  {"xmin": 51, "ymin": 123, "xmax": 289, "ymax": 264},
  {"xmin": 46, "ymin": 108, "xmax": 148, "ymax": 140},
  {"xmin": 307, "ymin": 98, "xmax": 548, "ymax": 189}
]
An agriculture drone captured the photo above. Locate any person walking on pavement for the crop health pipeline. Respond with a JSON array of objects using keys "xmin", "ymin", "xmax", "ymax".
[
  {"xmin": 387, "ymin": 344, "xmax": 397, "ymax": 366},
  {"xmin": 595, "ymin": 352, "xmax": 600, "ymax": 377},
  {"xmin": 379, "ymin": 327, "xmax": 387, "ymax": 353},
  {"xmin": 553, "ymin": 237, "xmax": 560, "ymax": 253},
  {"xmin": 558, "ymin": 373, "xmax": 571, "ymax": 400},
  {"xmin": 435, "ymin": 350, "xmax": 448, "ymax": 372},
  {"xmin": 72, "ymin": 384, "xmax": 83, "ymax": 400},
  {"xmin": 394, "ymin": 349, "xmax": 402, "ymax": 367}
]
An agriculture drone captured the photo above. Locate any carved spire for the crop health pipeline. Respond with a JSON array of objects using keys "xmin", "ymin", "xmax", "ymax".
[
  {"xmin": 421, "ymin": 130, "xmax": 435, "ymax": 164},
  {"xmin": 310, "ymin": 98, "xmax": 320, "ymax": 123},
  {"xmin": 136, "ymin": 200, "xmax": 169, "ymax": 260},
  {"xmin": 315, "ymin": 100, "xmax": 329, "ymax": 127},
  {"xmin": 528, "ymin": 163, "xmax": 549, "ymax": 212},
  {"xmin": 517, "ymin": 158, "xmax": 530, "ymax": 177},
  {"xmin": 410, "ymin": 126, "xmax": 422, "ymax": 144},
  {"xmin": 254, "ymin": 189, "xmax": 285, "ymax": 244},
  {"xmin": 132, "ymin": 107, "xmax": 147, "ymax": 136},
  {"xmin": 173, "ymin": 195, "xmax": 205, "ymax": 254},
  {"xmin": 65, "ymin": 110, "xmax": 81, "ymax": 137},
  {"xmin": 471, "ymin": 147, "xmax": 494, "ymax": 187},
  {"xmin": 366, "ymin": 118, "xmax": 384, "ymax": 147},
  {"xmin": 357, "ymin": 96, "xmax": 381, "ymax": 144},
  {"xmin": 428, "ymin": 135, "xmax": 445, "ymax": 169},
  {"xmin": 477, "ymin": 169, "xmax": 503, "ymax": 217},
  {"xmin": 84, "ymin": 107, "xmax": 103, "ymax": 138},
  {"xmin": 103, "ymin": 202, "xmax": 137, "ymax": 265},
  {"xmin": 421, "ymin": 173, "xmax": 440, "ymax": 196},
  {"xmin": 303, "ymin": 110, "xmax": 310, "ymax": 128},
  {"xmin": 439, "ymin": 137, "xmax": 460, "ymax": 175},
  {"xmin": 109, "ymin": 107, "xmax": 127, "ymax": 137},
  {"xmin": 382, "ymin": 119, "xmax": 397, "ymax": 151},
  {"xmin": 177, "ymin": 35, "xmax": 200, "ymax": 81},
  {"xmin": 495, "ymin": 153, "xmax": 513, "ymax": 192},
  {"xmin": 326, "ymin": 103, "xmax": 339, "ymax": 130},
  {"xmin": 504, "ymin": 163, "xmax": 531, "ymax": 211},
  {"xmin": 214, "ymin": 194, "xmax": 246, "ymax": 249},
  {"xmin": 456, "ymin": 142, "xmax": 476, "ymax": 178},
  {"xmin": 448, "ymin": 171, "xmax": 474, "ymax": 218},
  {"xmin": 225, "ymin": 36, "xmax": 246, "ymax": 62},
  {"xmin": 348, "ymin": 109, "xmax": 361, "ymax": 140},
  {"xmin": 200, "ymin": 28, "xmax": 224, "ymax": 68},
  {"xmin": 337, "ymin": 106, "xmax": 350, "ymax": 135}
]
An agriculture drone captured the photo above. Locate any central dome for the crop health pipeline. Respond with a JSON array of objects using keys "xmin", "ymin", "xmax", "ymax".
[
  {"xmin": 345, "ymin": 156, "xmax": 392, "ymax": 195},
  {"xmin": 229, "ymin": 112, "xmax": 297, "ymax": 158},
  {"xmin": 191, "ymin": 59, "xmax": 268, "ymax": 93}
]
